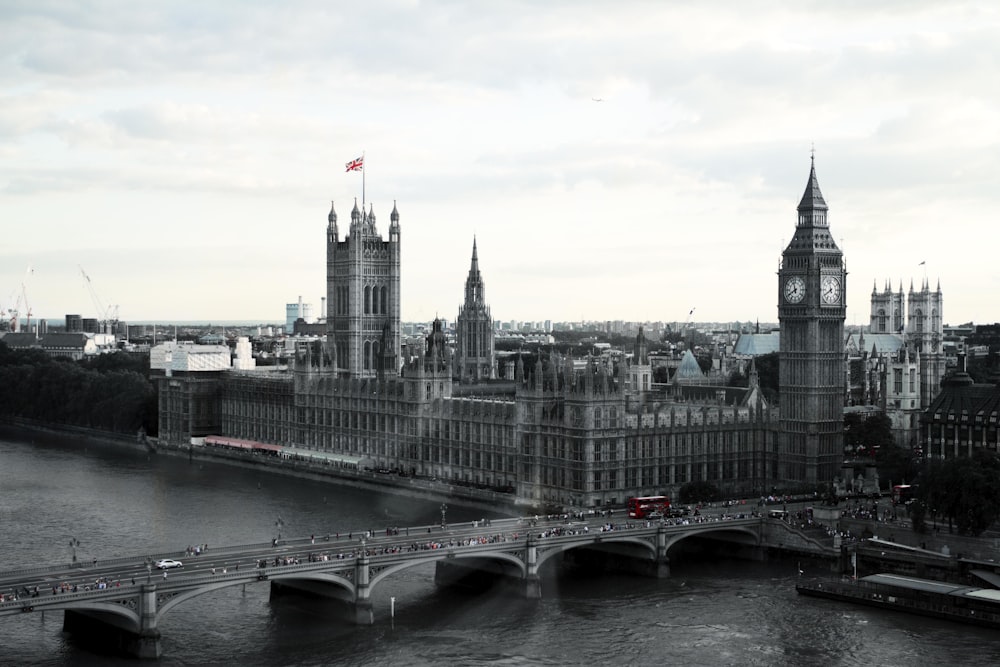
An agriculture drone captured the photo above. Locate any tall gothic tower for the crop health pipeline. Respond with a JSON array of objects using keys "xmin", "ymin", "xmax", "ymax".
[
  {"xmin": 326, "ymin": 200, "xmax": 401, "ymax": 379},
  {"xmin": 455, "ymin": 238, "xmax": 495, "ymax": 382},
  {"xmin": 778, "ymin": 157, "xmax": 847, "ymax": 485},
  {"xmin": 907, "ymin": 277, "xmax": 944, "ymax": 408},
  {"xmin": 869, "ymin": 280, "xmax": 904, "ymax": 333}
]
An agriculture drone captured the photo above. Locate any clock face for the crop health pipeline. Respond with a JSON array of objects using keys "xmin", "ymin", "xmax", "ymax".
[
  {"xmin": 821, "ymin": 275, "xmax": 842, "ymax": 304},
  {"xmin": 783, "ymin": 276, "xmax": 805, "ymax": 304}
]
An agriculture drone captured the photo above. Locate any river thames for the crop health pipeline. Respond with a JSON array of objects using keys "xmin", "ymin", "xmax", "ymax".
[{"xmin": 1, "ymin": 428, "xmax": 997, "ymax": 666}]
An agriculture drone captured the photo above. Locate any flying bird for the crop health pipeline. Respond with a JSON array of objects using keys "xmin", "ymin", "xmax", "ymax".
[{"xmin": 592, "ymin": 97, "xmax": 603, "ymax": 102}]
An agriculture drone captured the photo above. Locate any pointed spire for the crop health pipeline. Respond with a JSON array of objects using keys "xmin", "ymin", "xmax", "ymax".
[
  {"xmin": 390, "ymin": 200, "xmax": 399, "ymax": 223},
  {"xmin": 328, "ymin": 200, "xmax": 337, "ymax": 225},
  {"xmin": 471, "ymin": 236, "xmax": 479, "ymax": 272},
  {"xmin": 351, "ymin": 198, "xmax": 361, "ymax": 223},
  {"xmin": 797, "ymin": 152, "xmax": 828, "ymax": 213}
]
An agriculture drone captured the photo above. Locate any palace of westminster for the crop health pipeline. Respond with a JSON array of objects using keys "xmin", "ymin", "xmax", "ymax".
[{"xmin": 155, "ymin": 159, "xmax": 976, "ymax": 509}]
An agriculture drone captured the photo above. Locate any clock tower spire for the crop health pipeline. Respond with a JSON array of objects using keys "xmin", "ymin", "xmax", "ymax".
[{"xmin": 777, "ymin": 155, "xmax": 847, "ymax": 485}]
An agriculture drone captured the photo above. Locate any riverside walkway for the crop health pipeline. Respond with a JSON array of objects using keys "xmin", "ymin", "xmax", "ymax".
[{"xmin": 0, "ymin": 511, "xmax": 825, "ymax": 659}]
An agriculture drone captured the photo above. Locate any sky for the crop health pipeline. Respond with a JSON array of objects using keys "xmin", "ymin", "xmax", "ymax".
[{"xmin": 2, "ymin": 1, "xmax": 998, "ymax": 328}]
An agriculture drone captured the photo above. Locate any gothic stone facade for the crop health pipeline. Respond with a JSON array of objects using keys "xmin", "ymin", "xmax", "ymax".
[{"xmin": 159, "ymin": 348, "xmax": 778, "ymax": 509}]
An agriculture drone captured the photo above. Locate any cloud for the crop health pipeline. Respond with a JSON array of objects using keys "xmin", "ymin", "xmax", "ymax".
[{"xmin": 0, "ymin": 1, "xmax": 997, "ymax": 325}]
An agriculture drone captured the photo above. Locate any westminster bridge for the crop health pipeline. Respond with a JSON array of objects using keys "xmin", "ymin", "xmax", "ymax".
[{"xmin": 0, "ymin": 511, "xmax": 835, "ymax": 659}]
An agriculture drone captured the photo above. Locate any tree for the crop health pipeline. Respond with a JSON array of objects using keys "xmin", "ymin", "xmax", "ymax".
[
  {"xmin": 0, "ymin": 345, "xmax": 158, "ymax": 436},
  {"xmin": 845, "ymin": 412, "xmax": 896, "ymax": 458},
  {"xmin": 753, "ymin": 352, "xmax": 779, "ymax": 403},
  {"xmin": 695, "ymin": 354, "xmax": 714, "ymax": 374},
  {"xmin": 917, "ymin": 451, "xmax": 1000, "ymax": 536},
  {"xmin": 678, "ymin": 480, "xmax": 723, "ymax": 504}
]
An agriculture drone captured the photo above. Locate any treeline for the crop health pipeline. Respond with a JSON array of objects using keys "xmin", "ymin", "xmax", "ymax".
[
  {"xmin": 0, "ymin": 342, "xmax": 158, "ymax": 436},
  {"xmin": 909, "ymin": 450, "xmax": 1000, "ymax": 537}
]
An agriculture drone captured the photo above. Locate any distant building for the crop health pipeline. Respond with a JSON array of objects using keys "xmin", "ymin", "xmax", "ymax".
[
  {"xmin": 0, "ymin": 332, "xmax": 97, "ymax": 360},
  {"xmin": 150, "ymin": 341, "xmax": 231, "ymax": 373},
  {"xmin": 921, "ymin": 354, "xmax": 1000, "ymax": 458},
  {"xmin": 285, "ymin": 297, "xmax": 315, "ymax": 330}
]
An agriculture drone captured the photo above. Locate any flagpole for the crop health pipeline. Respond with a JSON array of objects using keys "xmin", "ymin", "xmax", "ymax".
[{"xmin": 362, "ymin": 151, "xmax": 366, "ymax": 211}]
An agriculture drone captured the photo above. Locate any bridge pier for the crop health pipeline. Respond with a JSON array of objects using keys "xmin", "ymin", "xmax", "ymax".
[
  {"xmin": 653, "ymin": 555, "xmax": 670, "ymax": 578},
  {"xmin": 354, "ymin": 551, "xmax": 374, "ymax": 624},
  {"xmin": 524, "ymin": 535, "xmax": 541, "ymax": 599},
  {"xmin": 62, "ymin": 584, "xmax": 161, "ymax": 660},
  {"xmin": 524, "ymin": 574, "xmax": 541, "ymax": 599},
  {"xmin": 655, "ymin": 526, "xmax": 671, "ymax": 578}
]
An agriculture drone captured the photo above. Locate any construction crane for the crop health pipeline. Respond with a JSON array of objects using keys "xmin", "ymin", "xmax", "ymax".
[
  {"xmin": 79, "ymin": 266, "xmax": 118, "ymax": 335},
  {"xmin": 5, "ymin": 265, "xmax": 33, "ymax": 333},
  {"xmin": 682, "ymin": 306, "xmax": 695, "ymax": 337}
]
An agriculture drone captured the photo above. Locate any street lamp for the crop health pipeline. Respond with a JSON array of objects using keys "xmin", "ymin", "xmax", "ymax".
[
  {"xmin": 275, "ymin": 515, "xmax": 285, "ymax": 543},
  {"xmin": 69, "ymin": 537, "xmax": 81, "ymax": 565},
  {"xmin": 440, "ymin": 503, "xmax": 447, "ymax": 528},
  {"xmin": 145, "ymin": 559, "xmax": 152, "ymax": 584}
]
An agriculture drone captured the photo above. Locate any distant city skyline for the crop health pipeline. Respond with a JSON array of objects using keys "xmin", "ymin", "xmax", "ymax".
[{"xmin": 2, "ymin": 3, "xmax": 998, "ymax": 326}]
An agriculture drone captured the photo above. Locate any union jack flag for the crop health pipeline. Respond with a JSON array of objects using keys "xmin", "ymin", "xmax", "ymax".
[{"xmin": 345, "ymin": 156, "xmax": 364, "ymax": 172}]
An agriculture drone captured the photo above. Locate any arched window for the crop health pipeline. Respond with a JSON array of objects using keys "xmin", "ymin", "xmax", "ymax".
[
  {"xmin": 372, "ymin": 340, "xmax": 380, "ymax": 370},
  {"xmin": 877, "ymin": 308, "xmax": 887, "ymax": 332},
  {"xmin": 364, "ymin": 286, "xmax": 371, "ymax": 315},
  {"xmin": 380, "ymin": 286, "xmax": 388, "ymax": 314},
  {"xmin": 364, "ymin": 341, "xmax": 371, "ymax": 370}
]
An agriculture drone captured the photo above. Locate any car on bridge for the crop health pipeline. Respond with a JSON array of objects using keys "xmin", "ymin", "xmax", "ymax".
[{"xmin": 155, "ymin": 559, "xmax": 183, "ymax": 569}]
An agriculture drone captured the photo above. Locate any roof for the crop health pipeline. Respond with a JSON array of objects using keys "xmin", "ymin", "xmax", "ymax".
[
  {"xmin": 673, "ymin": 383, "xmax": 762, "ymax": 408},
  {"xmin": 923, "ymin": 379, "xmax": 1000, "ymax": 425},
  {"xmin": 283, "ymin": 446, "xmax": 368, "ymax": 466},
  {"xmin": 970, "ymin": 569, "xmax": 1000, "ymax": 589},
  {"xmin": 1, "ymin": 332, "xmax": 92, "ymax": 349},
  {"xmin": 797, "ymin": 158, "xmax": 829, "ymax": 212},
  {"xmin": 675, "ymin": 349, "xmax": 704, "ymax": 378},
  {"xmin": 861, "ymin": 573, "xmax": 968, "ymax": 595},
  {"xmin": 733, "ymin": 332, "xmax": 780, "ymax": 356},
  {"xmin": 846, "ymin": 332, "xmax": 905, "ymax": 357}
]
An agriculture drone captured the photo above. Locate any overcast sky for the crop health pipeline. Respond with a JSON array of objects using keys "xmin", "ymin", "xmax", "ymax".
[{"xmin": 2, "ymin": 1, "xmax": 997, "ymax": 328}]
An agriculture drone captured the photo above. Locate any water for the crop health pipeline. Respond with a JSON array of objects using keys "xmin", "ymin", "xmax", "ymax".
[{"xmin": 1, "ymin": 427, "xmax": 998, "ymax": 666}]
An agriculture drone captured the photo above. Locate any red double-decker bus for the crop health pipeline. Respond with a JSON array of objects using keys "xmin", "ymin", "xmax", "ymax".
[{"xmin": 626, "ymin": 495, "xmax": 671, "ymax": 519}]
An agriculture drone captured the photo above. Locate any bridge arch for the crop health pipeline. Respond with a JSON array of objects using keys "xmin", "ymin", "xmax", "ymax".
[
  {"xmin": 160, "ymin": 570, "xmax": 358, "ymax": 617},
  {"xmin": 368, "ymin": 549, "xmax": 527, "ymax": 591},
  {"xmin": 664, "ymin": 525, "xmax": 762, "ymax": 553},
  {"xmin": 23, "ymin": 598, "xmax": 142, "ymax": 631},
  {"xmin": 534, "ymin": 534, "xmax": 657, "ymax": 570}
]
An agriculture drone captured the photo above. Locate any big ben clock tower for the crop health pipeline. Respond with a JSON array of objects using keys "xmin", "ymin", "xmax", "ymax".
[{"xmin": 778, "ymin": 156, "xmax": 846, "ymax": 485}]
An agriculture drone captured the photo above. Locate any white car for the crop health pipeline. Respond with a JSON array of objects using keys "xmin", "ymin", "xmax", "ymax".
[{"xmin": 155, "ymin": 559, "xmax": 183, "ymax": 569}]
